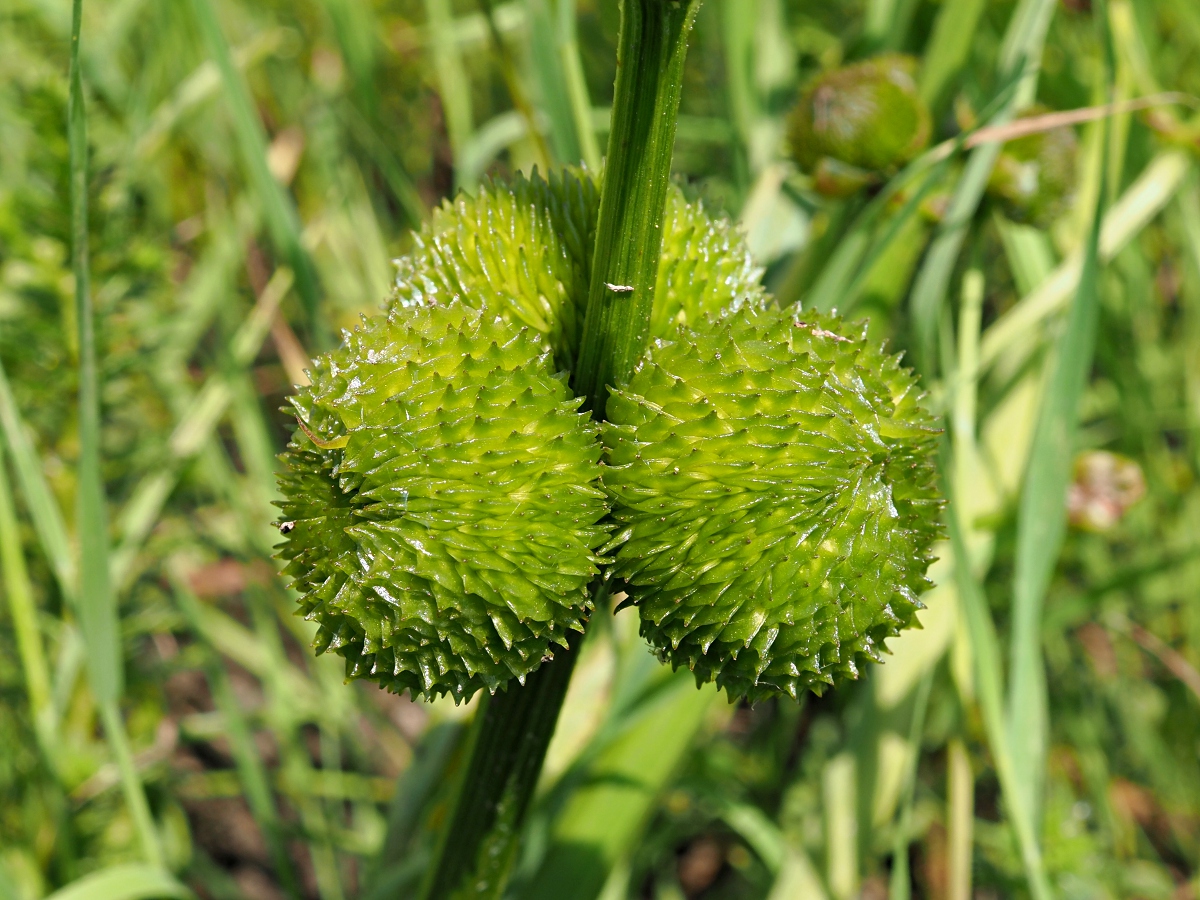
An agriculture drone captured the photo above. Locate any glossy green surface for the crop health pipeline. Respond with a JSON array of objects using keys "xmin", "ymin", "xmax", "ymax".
[
  {"xmin": 603, "ymin": 307, "xmax": 941, "ymax": 701},
  {"xmin": 277, "ymin": 302, "xmax": 608, "ymax": 701}
]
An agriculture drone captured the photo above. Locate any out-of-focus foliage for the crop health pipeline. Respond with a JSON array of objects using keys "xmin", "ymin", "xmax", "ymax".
[{"xmin": 1, "ymin": 0, "xmax": 1199, "ymax": 898}]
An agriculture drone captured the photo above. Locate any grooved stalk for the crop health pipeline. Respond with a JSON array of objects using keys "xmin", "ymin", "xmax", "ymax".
[
  {"xmin": 418, "ymin": 630, "xmax": 584, "ymax": 899},
  {"xmin": 572, "ymin": 0, "xmax": 702, "ymax": 413}
]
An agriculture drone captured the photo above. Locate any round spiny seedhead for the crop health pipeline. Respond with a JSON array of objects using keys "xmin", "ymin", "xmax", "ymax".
[
  {"xmin": 602, "ymin": 306, "xmax": 941, "ymax": 702},
  {"xmin": 388, "ymin": 167, "xmax": 766, "ymax": 370},
  {"xmin": 788, "ymin": 55, "xmax": 931, "ymax": 196},
  {"xmin": 276, "ymin": 302, "xmax": 610, "ymax": 702},
  {"xmin": 987, "ymin": 107, "xmax": 1078, "ymax": 225}
]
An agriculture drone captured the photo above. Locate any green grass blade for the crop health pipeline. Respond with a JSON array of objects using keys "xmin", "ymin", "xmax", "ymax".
[
  {"xmin": 1004, "ymin": 73, "xmax": 1112, "ymax": 833},
  {"xmin": 978, "ymin": 151, "xmax": 1191, "ymax": 373},
  {"xmin": 110, "ymin": 268, "xmax": 292, "ymax": 589},
  {"xmin": 946, "ymin": 739, "xmax": 974, "ymax": 900},
  {"xmin": 887, "ymin": 668, "xmax": 934, "ymax": 900},
  {"xmin": 476, "ymin": 0, "xmax": 552, "ymax": 170},
  {"xmin": 366, "ymin": 722, "xmax": 465, "ymax": 896},
  {"xmin": 97, "ymin": 702, "xmax": 166, "ymax": 870},
  {"xmin": 720, "ymin": 0, "xmax": 756, "ymax": 188},
  {"xmin": 918, "ymin": 0, "xmax": 987, "ymax": 111},
  {"xmin": 70, "ymin": 0, "xmax": 164, "ymax": 866},
  {"xmin": 424, "ymin": 0, "xmax": 476, "ymax": 187},
  {"xmin": 43, "ymin": 865, "xmax": 193, "ymax": 900},
  {"xmin": 0, "ymin": 362, "xmax": 75, "ymax": 601},
  {"xmin": 766, "ymin": 847, "xmax": 829, "ymax": 900},
  {"xmin": 186, "ymin": 0, "xmax": 322, "ymax": 337},
  {"xmin": 526, "ymin": 0, "xmax": 581, "ymax": 164},
  {"xmin": 523, "ymin": 677, "xmax": 719, "ymax": 900},
  {"xmin": 132, "ymin": 29, "xmax": 289, "ymax": 161},
  {"xmin": 908, "ymin": 0, "xmax": 1058, "ymax": 372},
  {"xmin": 69, "ymin": 0, "xmax": 119, "ymax": 719},
  {"xmin": 863, "ymin": 0, "xmax": 919, "ymax": 52},
  {"xmin": 0, "ymin": 442, "xmax": 56, "ymax": 753},
  {"xmin": 994, "ymin": 215, "xmax": 1057, "ymax": 296},
  {"xmin": 944, "ymin": 484, "xmax": 1052, "ymax": 900},
  {"xmin": 556, "ymin": 0, "xmax": 601, "ymax": 171},
  {"xmin": 315, "ymin": 0, "xmax": 379, "ymax": 116},
  {"xmin": 170, "ymin": 565, "xmax": 302, "ymax": 900},
  {"xmin": 69, "ymin": 0, "xmax": 120, "ymax": 724}
]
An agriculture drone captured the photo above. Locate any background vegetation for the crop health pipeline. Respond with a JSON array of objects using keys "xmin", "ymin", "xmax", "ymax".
[{"xmin": 1, "ymin": 0, "xmax": 1199, "ymax": 898}]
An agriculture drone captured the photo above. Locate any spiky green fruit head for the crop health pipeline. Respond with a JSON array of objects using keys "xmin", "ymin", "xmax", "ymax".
[
  {"xmin": 602, "ymin": 306, "xmax": 941, "ymax": 702},
  {"xmin": 276, "ymin": 302, "xmax": 609, "ymax": 702},
  {"xmin": 987, "ymin": 109, "xmax": 1078, "ymax": 225},
  {"xmin": 388, "ymin": 167, "xmax": 766, "ymax": 370},
  {"xmin": 788, "ymin": 55, "xmax": 931, "ymax": 184}
]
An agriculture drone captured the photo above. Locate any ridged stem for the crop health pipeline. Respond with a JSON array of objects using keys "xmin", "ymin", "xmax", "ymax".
[
  {"xmin": 572, "ymin": 0, "xmax": 702, "ymax": 413},
  {"xmin": 417, "ymin": 2, "xmax": 700, "ymax": 896},
  {"xmin": 418, "ymin": 628, "xmax": 585, "ymax": 899}
]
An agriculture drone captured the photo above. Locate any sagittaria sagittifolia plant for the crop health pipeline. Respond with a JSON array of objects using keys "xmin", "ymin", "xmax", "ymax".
[{"xmin": 275, "ymin": 165, "xmax": 941, "ymax": 706}]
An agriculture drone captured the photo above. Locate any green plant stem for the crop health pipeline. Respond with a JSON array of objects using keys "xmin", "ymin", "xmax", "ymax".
[
  {"xmin": 572, "ymin": 0, "xmax": 702, "ymax": 413},
  {"xmin": 99, "ymin": 701, "xmax": 164, "ymax": 869},
  {"xmin": 0, "ymin": 443, "xmax": 56, "ymax": 755},
  {"xmin": 888, "ymin": 668, "xmax": 934, "ymax": 900},
  {"xmin": 70, "ymin": 0, "xmax": 165, "ymax": 870},
  {"xmin": 557, "ymin": 0, "xmax": 601, "ymax": 171},
  {"xmin": 418, "ymin": 3, "xmax": 701, "ymax": 894},
  {"xmin": 476, "ymin": 0, "xmax": 552, "ymax": 170},
  {"xmin": 908, "ymin": 0, "xmax": 1057, "ymax": 373},
  {"xmin": 187, "ymin": 0, "xmax": 323, "ymax": 340},
  {"xmin": 419, "ymin": 630, "xmax": 585, "ymax": 899},
  {"xmin": 1005, "ymin": 6, "xmax": 1113, "ymax": 833},
  {"xmin": 171, "ymin": 567, "xmax": 301, "ymax": 900},
  {"xmin": 944, "ymin": 465, "xmax": 1051, "ymax": 900}
]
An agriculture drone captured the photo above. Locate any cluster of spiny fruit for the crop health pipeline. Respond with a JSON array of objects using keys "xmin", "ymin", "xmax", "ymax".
[{"xmin": 276, "ymin": 164, "xmax": 941, "ymax": 705}]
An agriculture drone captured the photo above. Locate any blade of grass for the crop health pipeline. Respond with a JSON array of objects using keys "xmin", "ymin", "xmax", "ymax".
[
  {"xmin": 979, "ymin": 150, "xmax": 1190, "ymax": 373},
  {"xmin": 863, "ymin": 0, "xmax": 919, "ymax": 53},
  {"xmin": 96, "ymin": 703, "xmax": 166, "ymax": 869},
  {"xmin": 0, "ymin": 440, "xmax": 56, "ymax": 754},
  {"xmin": 824, "ymin": 752, "xmax": 858, "ymax": 900},
  {"xmin": 946, "ymin": 739, "xmax": 973, "ymax": 900},
  {"xmin": 316, "ymin": 0, "xmax": 379, "ymax": 117},
  {"xmin": 69, "ymin": 0, "xmax": 164, "ymax": 868},
  {"xmin": 526, "ymin": 0, "xmax": 580, "ymax": 164},
  {"xmin": 888, "ymin": 668, "xmax": 934, "ymax": 900},
  {"xmin": 944, "ymin": 478, "xmax": 1051, "ymax": 900},
  {"xmin": 424, "ymin": 0, "xmax": 476, "ymax": 188},
  {"xmin": 246, "ymin": 585, "xmax": 346, "ymax": 900},
  {"xmin": 908, "ymin": 0, "xmax": 1058, "ymax": 372},
  {"xmin": 523, "ymin": 677, "xmax": 720, "ymax": 900},
  {"xmin": 187, "ymin": 0, "xmax": 323, "ymax": 338},
  {"xmin": 720, "ymin": 0, "xmax": 756, "ymax": 189},
  {"xmin": 339, "ymin": 105, "xmax": 427, "ymax": 227},
  {"xmin": 477, "ymin": 0, "xmax": 552, "ymax": 170},
  {"xmin": 1004, "ymin": 33, "xmax": 1112, "ymax": 827},
  {"xmin": 110, "ymin": 268, "xmax": 292, "ymax": 589},
  {"xmin": 918, "ymin": 0, "xmax": 987, "ymax": 112},
  {"xmin": 132, "ymin": 28, "xmax": 289, "ymax": 161},
  {"xmin": 766, "ymin": 847, "xmax": 829, "ymax": 900},
  {"xmin": 42, "ymin": 865, "xmax": 193, "ymax": 900},
  {"xmin": 0, "ymin": 362, "xmax": 75, "ymax": 603},
  {"xmin": 556, "ymin": 0, "xmax": 601, "ymax": 171},
  {"xmin": 169, "ymin": 564, "xmax": 302, "ymax": 900},
  {"xmin": 364, "ymin": 721, "xmax": 465, "ymax": 898}
]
